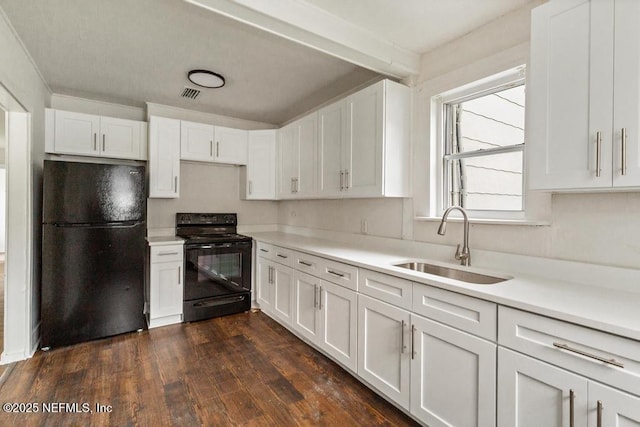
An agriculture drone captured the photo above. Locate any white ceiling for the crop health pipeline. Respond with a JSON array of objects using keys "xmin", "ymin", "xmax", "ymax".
[{"xmin": 0, "ymin": 0, "xmax": 533, "ymax": 125}]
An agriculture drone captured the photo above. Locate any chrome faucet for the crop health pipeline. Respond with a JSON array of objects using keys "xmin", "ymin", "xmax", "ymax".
[{"xmin": 437, "ymin": 206, "xmax": 471, "ymax": 266}]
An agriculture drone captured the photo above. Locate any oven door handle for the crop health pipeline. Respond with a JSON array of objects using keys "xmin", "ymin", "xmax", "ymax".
[
  {"xmin": 193, "ymin": 243, "xmax": 234, "ymax": 249},
  {"xmin": 192, "ymin": 295, "xmax": 246, "ymax": 307}
]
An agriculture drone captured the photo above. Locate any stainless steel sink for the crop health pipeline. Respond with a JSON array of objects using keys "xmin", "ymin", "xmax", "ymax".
[{"xmin": 393, "ymin": 262, "xmax": 508, "ymax": 284}]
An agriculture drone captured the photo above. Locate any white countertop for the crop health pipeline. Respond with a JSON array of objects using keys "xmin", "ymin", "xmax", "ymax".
[
  {"xmin": 248, "ymin": 231, "xmax": 640, "ymax": 341},
  {"xmin": 146, "ymin": 236, "xmax": 184, "ymax": 246}
]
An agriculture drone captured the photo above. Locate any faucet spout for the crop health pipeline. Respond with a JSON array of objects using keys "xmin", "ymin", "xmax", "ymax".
[{"xmin": 437, "ymin": 206, "xmax": 471, "ymax": 266}]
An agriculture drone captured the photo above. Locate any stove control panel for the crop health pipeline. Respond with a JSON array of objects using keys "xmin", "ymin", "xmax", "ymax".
[{"xmin": 176, "ymin": 213, "xmax": 237, "ymax": 226}]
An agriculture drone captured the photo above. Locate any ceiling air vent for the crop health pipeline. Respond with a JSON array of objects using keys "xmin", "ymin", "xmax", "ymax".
[{"xmin": 181, "ymin": 87, "xmax": 201, "ymax": 100}]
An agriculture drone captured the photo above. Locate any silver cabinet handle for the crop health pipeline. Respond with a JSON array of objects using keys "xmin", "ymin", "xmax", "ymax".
[
  {"xmin": 269, "ymin": 266, "xmax": 274, "ymax": 284},
  {"xmin": 345, "ymin": 169, "xmax": 349, "ymax": 189},
  {"xmin": 411, "ymin": 324, "xmax": 416, "ymax": 360},
  {"xmin": 621, "ymin": 128, "xmax": 627, "ymax": 176},
  {"xmin": 296, "ymin": 178, "xmax": 299, "ymax": 193},
  {"xmin": 248, "ymin": 180, "xmax": 252, "ymax": 195},
  {"xmin": 277, "ymin": 254, "xmax": 288, "ymax": 259},
  {"xmin": 313, "ymin": 284, "xmax": 318, "ymax": 308},
  {"xmin": 102, "ymin": 134, "xmax": 106, "ymax": 151},
  {"xmin": 569, "ymin": 389, "xmax": 575, "ymax": 427},
  {"xmin": 596, "ymin": 131, "xmax": 602, "ymax": 177},
  {"xmin": 400, "ymin": 320, "xmax": 406, "ymax": 354},
  {"xmin": 174, "ymin": 176, "xmax": 178, "ymax": 193},
  {"xmin": 178, "ymin": 265, "xmax": 181, "ymax": 285},
  {"xmin": 291, "ymin": 178, "xmax": 294, "ymax": 193},
  {"xmin": 298, "ymin": 260, "xmax": 312, "ymax": 267},
  {"xmin": 93, "ymin": 133, "xmax": 97, "ymax": 151},
  {"xmin": 340, "ymin": 170, "xmax": 344, "ymax": 191},
  {"xmin": 318, "ymin": 286, "xmax": 322, "ymax": 310},
  {"xmin": 259, "ymin": 248, "xmax": 268, "ymax": 253},
  {"xmin": 210, "ymin": 140, "xmax": 213, "ymax": 157},
  {"xmin": 597, "ymin": 400, "xmax": 603, "ymax": 427},
  {"xmin": 216, "ymin": 141, "xmax": 220, "ymax": 157},
  {"xmin": 327, "ymin": 270, "xmax": 344, "ymax": 277},
  {"xmin": 158, "ymin": 251, "xmax": 179, "ymax": 256},
  {"xmin": 553, "ymin": 342, "xmax": 624, "ymax": 368}
]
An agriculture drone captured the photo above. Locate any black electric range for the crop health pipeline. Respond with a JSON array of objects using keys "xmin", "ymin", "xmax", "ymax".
[{"xmin": 176, "ymin": 213, "xmax": 252, "ymax": 322}]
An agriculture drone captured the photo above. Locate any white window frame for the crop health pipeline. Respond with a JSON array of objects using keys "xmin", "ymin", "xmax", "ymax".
[{"xmin": 433, "ymin": 66, "xmax": 527, "ymax": 221}]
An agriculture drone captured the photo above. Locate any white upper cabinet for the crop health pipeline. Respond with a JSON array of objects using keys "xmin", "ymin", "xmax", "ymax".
[
  {"xmin": 318, "ymin": 99, "xmax": 347, "ymax": 197},
  {"xmin": 245, "ymin": 130, "xmax": 276, "ymax": 200},
  {"xmin": 180, "ymin": 120, "xmax": 215, "ymax": 161},
  {"xmin": 529, "ymin": 0, "xmax": 640, "ymax": 190},
  {"xmin": 46, "ymin": 109, "xmax": 147, "ymax": 160},
  {"xmin": 214, "ymin": 126, "xmax": 248, "ymax": 165},
  {"xmin": 181, "ymin": 120, "xmax": 248, "ymax": 165},
  {"xmin": 149, "ymin": 116, "xmax": 180, "ymax": 198},
  {"xmin": 277, "ymin": 113, "xmax": 318, "ymax": 199}
]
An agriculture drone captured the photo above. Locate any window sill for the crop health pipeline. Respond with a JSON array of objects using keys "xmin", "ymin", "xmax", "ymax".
[{"xmin": 414, "ymin": 216, "xmax": 550, "ymax": 227}]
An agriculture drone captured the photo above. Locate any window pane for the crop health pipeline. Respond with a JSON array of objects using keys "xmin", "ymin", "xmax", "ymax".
[
  {"xmin": 449, "ymin": 150, "xmax": 523, "ymax": 211},
  {"xmin": 453, "ymin": 85, "xmax": 525, "ymax": 153}
]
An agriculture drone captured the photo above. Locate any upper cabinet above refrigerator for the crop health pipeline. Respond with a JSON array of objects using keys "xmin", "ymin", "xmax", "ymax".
[{"xmin": 45, "ymin": 108, "xmax": 148, "ymax": 161}]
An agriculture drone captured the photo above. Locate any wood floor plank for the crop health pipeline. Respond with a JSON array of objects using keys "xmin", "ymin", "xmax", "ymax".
[{"xmin": 0, "ymin": 312, "xmax": 417, "ymax": 426}]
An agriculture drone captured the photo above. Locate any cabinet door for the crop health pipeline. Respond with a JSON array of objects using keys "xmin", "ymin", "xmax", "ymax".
[
  {"xmin": 100, "ymin": 116, "xmax": 145, "ymax": 160},
  {"xmin": 256, "ymin": 257, "xmax": 273, "ymax": 315},
  {"xmin": 180, "ymin": 120, "xmax": 215, "ymax": 161},
  {"xmin": 589, "ymin": 382, "xmax": 640, "ymax": 427},
  {"xmin": 150, "ymin": 261, "xmax": 183, "ymax": 319},
  {"xmin": 498, "ymin": 347, "xmax": 588, "ymax": 427},
  {"xmin": 357, "ymin": 294, "xmax": 411, "ymax": 409},
  {"xmin": 277, "ymin": 123, "xmax": 298, "ymax": 199},
  {"xmin": 272, "ymin": 263, "xmax": 294, "ymax": 326},
  {"xmin": 246, "ymin": 130, "xmax": 276, "ymax": 199},
  {"xmin": 53, "ymin": 110, "xmax": 100, "ymax": 156},
  {"xmin": 344, "ymin": 81, "xmax": 383, "ymax": 197},
  {"xmin": 411, "ymin": 314, "xmax": 496, "ymax": 427},
  {"xmin": 214, "ymin": 126, "xmax": 248, "ymax": 165},
  {"xmin": 319, "ymin": 280, "xmax": 357, "ymax": 372},
  {"xmin": 613, "ymin": 0, "xmax": 640, "ymax": 187},
  {"xmin": 318, "ymin": 100, "xmax": 346, "ymax": 197},
  {"xmin": 292, "ymin": 271, "xmax": 321, "ymax": 343},
  {"xmin": 149, "ymin": 116, "xmax": 180, "ymax": 198},
  {"xmin": 297, "ymin": 113, "xmax": 318, "ymax": 197},
  {"xmin": 529, "ymin": 0, "xmax": 613, "ymax": 190}
]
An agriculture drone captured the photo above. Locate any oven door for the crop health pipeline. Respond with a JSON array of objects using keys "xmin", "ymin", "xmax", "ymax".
[{"xmin": 183, "ymin": 241, "xmax": 252, "ymax": 302}]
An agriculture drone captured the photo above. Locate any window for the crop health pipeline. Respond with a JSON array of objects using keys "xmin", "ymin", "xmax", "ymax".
[{"xmin": 436, "ymin": 67, "xmax": 526, "ymax": 219}]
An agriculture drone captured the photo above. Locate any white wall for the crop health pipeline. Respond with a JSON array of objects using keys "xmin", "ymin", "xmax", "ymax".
[
  {"xmin": 277, "ymin": 0, "xmax": 640, "ymax": 271},
  {"xmin": 0, "ymin": 5, "xmax": 51, "ymax": 361}
]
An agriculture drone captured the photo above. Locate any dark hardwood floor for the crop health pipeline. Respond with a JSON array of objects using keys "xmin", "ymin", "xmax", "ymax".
[{"xmin": 0, "ymin": 311, "xmax": 418, "ymax": 426}]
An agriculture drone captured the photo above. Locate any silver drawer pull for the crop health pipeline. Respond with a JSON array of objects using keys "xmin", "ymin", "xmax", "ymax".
[
  {"xmin": 298, "ymin": 260, "xmax": 312, "ymax": 267},
  {"xmin": 158, "ymin": 251, "xmax": 179, "ymax": 256},
  {"xmin": 277, "ymin": 254, "xmax": 288, "ymax": 259},
  {"xmin": 553, "ymin": 342, "xmax": 624, "ymax": 368},
  {"xmin": 259, "ymin": 248, "xmax": 269, "ymax": 253},
  {"xmin": 327, "ymin": 270, "xmax": 344, "ymax": 277}
]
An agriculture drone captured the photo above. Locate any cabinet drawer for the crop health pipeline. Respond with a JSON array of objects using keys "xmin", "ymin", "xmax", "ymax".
[
  {"xmin": 499, "ymin": 306, "xmax": 640, "ymax": 396},
  {"xmin": 293, "ymin": 251, "xmax": 323, "ymax": 276},
  {"xmin": 358, "ymin": 268, "xmax": 412, "ymax": 310},
  {"xmin": 256, "ymin": 242, "xmax": 294, "ymax": 267},
  {"xmin": 413, "ymin": 284, "xmax": 496, "ymax": 341},
  {"xmin": 318, "ymin": 258, "xmax": 358, "ymax": 291},
  {"xmin": 150, "ymin": 245, "xmax": 184, "ymax": 263}
]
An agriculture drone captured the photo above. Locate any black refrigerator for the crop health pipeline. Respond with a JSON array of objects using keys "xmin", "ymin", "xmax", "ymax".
[{"xmin": 41, "ymin": 160, "xmax": 146, "ymax": 349}]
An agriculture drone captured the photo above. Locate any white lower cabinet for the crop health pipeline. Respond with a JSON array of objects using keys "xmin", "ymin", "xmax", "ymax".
[
  {"xmin": 498, "ymin": 347, "xmax": 640, "ymax": 427},
  {"xmin": 293, "ymin": 271, "xmax": 358, "ymax": 372},
  {"xmin": 357, "ymin": 294, "xmax": 411, "ymax": 408},
  {"xmin": 147, "ymin": 243, "xmax": 184, "ymax": 328},
  {"xmin": 411, "ymin": 315, "xmax": 496, "ymax": 427},
  {"xmin": 257, "ymin": 255, "xmax": 294, "ymax": 326}
]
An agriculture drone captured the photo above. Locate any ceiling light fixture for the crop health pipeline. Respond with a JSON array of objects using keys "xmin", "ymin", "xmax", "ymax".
[{"xmin": 187, "ymin": 69, "xmax": 225, "ymax": 89}]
